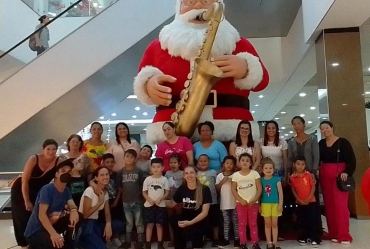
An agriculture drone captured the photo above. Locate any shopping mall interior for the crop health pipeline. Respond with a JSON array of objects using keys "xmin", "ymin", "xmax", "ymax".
[{"xmin": 1, "ymin": 0, "xmax": 370, "ymax": 248}]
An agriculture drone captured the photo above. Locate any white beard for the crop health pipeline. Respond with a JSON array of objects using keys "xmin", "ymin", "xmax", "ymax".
[{"xmin": 159, "ymin": 16, "xmax": 240, "ymax": 61}]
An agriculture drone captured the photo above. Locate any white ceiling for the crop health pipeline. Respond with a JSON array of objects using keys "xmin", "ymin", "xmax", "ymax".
[{"xmin": 83, "ymin": 17, "xmax": 370, "ymax": 143}]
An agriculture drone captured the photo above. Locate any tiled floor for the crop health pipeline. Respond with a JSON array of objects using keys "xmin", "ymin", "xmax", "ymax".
[{"xmin": 1, "ymin": 217, "xmax": 369, "ymax": 249}]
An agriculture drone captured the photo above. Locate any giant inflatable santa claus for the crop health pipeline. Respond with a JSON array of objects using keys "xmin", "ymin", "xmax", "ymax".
[{"xmin": 134, "ymin": 0, "xmax": 269, "ymax": 144}]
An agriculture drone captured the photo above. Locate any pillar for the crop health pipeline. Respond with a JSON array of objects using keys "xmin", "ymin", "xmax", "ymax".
[{"xmin": 316, "ymin": 27, "xmax": 369, "ymax": 219}]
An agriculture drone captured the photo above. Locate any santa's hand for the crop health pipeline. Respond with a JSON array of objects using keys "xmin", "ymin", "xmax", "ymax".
[
  {"xmin": 213, "ymin": 55, "xmax": 248, "ymax": 79},
  {"xmin": 146, "ymin": 74, "xmax": 176, "ymax": 106}
]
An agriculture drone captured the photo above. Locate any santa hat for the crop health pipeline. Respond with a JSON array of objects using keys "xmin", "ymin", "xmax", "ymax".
[{"xmin": 175, "ymin": 0, "xmax": 224, "ymax": 18}]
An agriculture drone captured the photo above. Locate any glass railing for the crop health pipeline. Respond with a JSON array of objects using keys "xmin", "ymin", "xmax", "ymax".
[
  {"xmin": 0, "ymin": 0, "xmax": 118, "ymax": 84},
  {"xmin": 21, "ymin": 0, "xmax": 113, "ymax": 18}
]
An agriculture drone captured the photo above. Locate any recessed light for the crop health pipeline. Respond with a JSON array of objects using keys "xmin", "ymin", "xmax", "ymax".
[
  {"xmin": 132, "ymin": 115, "xmax": 137, "ymax": 118},
  {"xmin": 143, "ymin": 128, "xmax": 147, "ymax": 131},
  {"xmin": 259, "ymin": 95, "xmax": 264, "ymax": 98},
  {"xmin": 142, "ymin": 112, "xmax": 148, "ymax": 116},
  {"xmin": 131, "ymin": 123, "xmax": 135, "ymax": 125},
  {"xmin": 280, "ymin": 136, "xmax": 285, "ymax": 139},
  {"xmin": 251, "ymin": 110, "xmax": 256, "ymax": 113},
  {"xmin": 99, "ymin": 116, "xmax": 104, "ymax": 119},
  {"xmin": 127, "ymin": 95, "xmax": 137, "ymax": 99},
  {"xmin": 289, "ymin": 131, "xmax": 293, "ymax": 134},
  {"xmin": 285, "ymin": 134, "xmax": 288, "ymax": 136},
  {"xmin": 111, "ymin": 113, "xmax": 116, "ymax": 117},
  {"xmin": 323, "ymin": 118, "xmax": 327, "ymax": 120},
  {"xmin": 281, "ymin": 127, "xmax": 286, "ymax": 130},
  {"xmin": 135, "ymin": 107, "xmax": 141, "ymax": 111},
  {"xmin": 274, "ymin": 117, "xmax": 280, "ymax": 120},
  {"xmin": 299, "ymin": 93, "xmax": 306, "ymax": 97},
  {"xmin": 280, "ymin": 111, "xmax": 286, "ymax": 114},
  {"xmin": 255, "ymin": 104, "xmax": 259, "ymax": 107},
  {"xmin": 342, "ymin": 103, "xmax": 347, "ymax": 106},
  {"xmin": 310, "ymin": 107, "xmax": 316, "ymax": 110},
  {"xmin": 368, "ymin": 67, "xmax": 370, "ymax": 72},
  {"xmin": 331, "ymin": 62, "xmax": 339, "ymax": 67},
  {"xmin": 308, "ymin": 121, "xmax": 313, "ymax": 124},
  {"xmin": 318, "ymin": 116, "xmax": 321, "ymax": 119},
  {"xmin": 365, "ymin": 92, "xmax": 370, "ymax": 94},
  {"xmin": 300, "ymin": 114, "xmax": 305, "ymax": 117}
]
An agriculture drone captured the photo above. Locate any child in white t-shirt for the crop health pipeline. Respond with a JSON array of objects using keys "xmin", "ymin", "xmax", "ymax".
[
  {"xmin": 216, "ymin": 156, "xmax": 239, "ymax": 248},
  {"xmin": 232, "ymin": 153, "xmax": 262, "ymax": 249}
]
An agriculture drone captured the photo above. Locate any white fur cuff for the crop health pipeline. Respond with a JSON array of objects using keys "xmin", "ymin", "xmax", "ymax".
[
  {"xmin": 134, "ymin": 66, "xmax": 164, "ymax": 105},
  {"xmin": 234, "ymin": 52, "xmax": 264, "ymax": 90}
]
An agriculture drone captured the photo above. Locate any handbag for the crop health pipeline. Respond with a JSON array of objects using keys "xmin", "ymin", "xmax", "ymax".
[{"xmin": 336, "ymin": 140, "xmax": 356, "ymax": 192}]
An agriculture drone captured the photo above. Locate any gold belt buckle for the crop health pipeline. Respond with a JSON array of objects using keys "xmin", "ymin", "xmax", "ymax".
[{"xmin": 205, "ymin": 90, "xmax": 217, "ymax": 108}]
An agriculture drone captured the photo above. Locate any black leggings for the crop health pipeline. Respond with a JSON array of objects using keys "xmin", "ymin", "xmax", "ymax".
[
  {"xmin": 170, "ymin": 214, "xmax": 208, "ymax": 249},
  {"xmin": 11, "ymin": 197, "xmax": 32, "ymax": 247}
]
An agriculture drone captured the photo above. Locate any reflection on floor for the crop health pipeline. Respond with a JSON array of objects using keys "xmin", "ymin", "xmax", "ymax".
[{"xmin": 1, "ymin": 217, "xmax": 369, "ymax": 249}]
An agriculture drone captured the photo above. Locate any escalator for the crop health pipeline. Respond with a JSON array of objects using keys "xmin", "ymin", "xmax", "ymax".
[{"xmin": 0, "ymin": 0, "xmax": 175, "ymax": 171}]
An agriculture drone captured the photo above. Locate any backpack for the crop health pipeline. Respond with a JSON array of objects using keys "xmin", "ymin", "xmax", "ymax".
[{"xmin": 29, "ymin": 29, "xmax": 42, "ymax": 51}]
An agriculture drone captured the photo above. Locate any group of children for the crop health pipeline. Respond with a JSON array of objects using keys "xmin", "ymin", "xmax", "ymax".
[{"xmin": 72, "ymin": 146, "xmax": 320, "ymax": 249}]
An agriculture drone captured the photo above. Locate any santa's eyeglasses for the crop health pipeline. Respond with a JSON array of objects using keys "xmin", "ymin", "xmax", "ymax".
[{"xmin": 182, "ymin": 0, "xmax": 214, "ymax": 7}]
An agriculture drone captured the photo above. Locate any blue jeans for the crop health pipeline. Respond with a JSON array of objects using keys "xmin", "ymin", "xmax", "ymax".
[
  {"xmin": 78, "ymin": 219, "xmax": 124, "ymax": 249},
  {"xmin": 123, "ymin": 202, "xmax": 144, "ymax": 242}
]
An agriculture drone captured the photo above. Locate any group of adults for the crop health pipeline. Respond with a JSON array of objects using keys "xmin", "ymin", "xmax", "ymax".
[{"xmin": 10, "ymin": 116, "xmax": 356, "ymax": 249}]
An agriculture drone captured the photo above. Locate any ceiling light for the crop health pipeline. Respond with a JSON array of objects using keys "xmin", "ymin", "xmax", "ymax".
[
  {"xmin": 318, "ymin": 116, "xmax": 321, "ymax": 119},
  {"xmin": 132, "ymin": 115, "xmax": 137, "ymax": 118},
  {"xmin": 280, "ymin": 111, "xmax": 286, "ymax": 114},
  {"xmin": 310, "ymin": 107, "xmax": 316, "ymax": 110},
  {"xmin": 255, "ymin": 104, "xmax": 259, "ymax": 107},
  {"xmin": 299, "ymin": 93, "xmax": 307, "ymax": 97},
  {"xmin": 135, "ymin": 107, "xmax": 141, "ymax": 111},
  {"xmin": 142, "ymin": 112, "xmax": 148, "ymax": 116},
  {"xmin": 342, "ymin": 103, "xmax": 347, "ymax": 106},
  {"xmin": 331, "ymin": 62, "xmax": 339, "ymax": 67},
  {"xmin": 323, "ymin": 117, "xmax": 327, "ymax": 120},
  {"xmin": 92, "ymin": 2, "xmax": 98, "ymax": 7},
  {"xmin": 131, "ymin": 123, "xmax": 135, "ymax": 125},
  {"xmin": 285, "ymin": 134, "xmax": 288, "ymax": 136},
  {"xmin": 143, "ymin": 128, "xmax": 147, "ymax": 131},
  {"xmin": 111, "ymin": 113, "xmax": 116, "ymax": 117},
  {"xmin": 300, "ymin": 114, "xmax": 305, "ymax": 117},
  {"xmin": 274, "ymin": 117, "xmax": 280, "ymax": 120},
  {"xmin": 99, "ymin": 116, "xmax": 104, "ymax": 119},
  {"xmin": 99, "ymin": 119, "xmax": 152, "ymax": 125},
  {"xmin": 251, "ymin": 110, "xmax": 256, "ymax": 113},
  {"xmin": 281, "ymin": 127, "xmax": 286, "ymax": 130},
  {"xmin": 308, "ymin": 121, "xmax": 313, "ymax": 124},
  {"xmin": 289, "ymin": 131, "xmax": 293, "ymax": 134},
  {"xmin": 258, "ymin": 95, "xmax": 264, "ymax": 98},
  {"xmin": 368, "ymin": 67, "xmax": 370, "ymax": 72},
  {"xmin": 127, "ymin": 95, "xmax": 137, "ymax": 99},
  {"xmin": 365, "ymin": 92, "xmax": 370, "ymax": 94},
  {"xmin": 280, "ymin": 136, "xmax": 285, "ymax": 139}
]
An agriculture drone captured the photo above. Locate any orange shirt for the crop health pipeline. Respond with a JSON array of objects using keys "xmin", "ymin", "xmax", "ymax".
[{"xmin": 290, "ymin": 171, "xmax": 316, "ymax": 202}]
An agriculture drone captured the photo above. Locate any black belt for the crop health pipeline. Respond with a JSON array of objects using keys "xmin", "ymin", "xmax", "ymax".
[{"xmin": 156, "ymin": 93, "xmax": 250, "ymax": 111}]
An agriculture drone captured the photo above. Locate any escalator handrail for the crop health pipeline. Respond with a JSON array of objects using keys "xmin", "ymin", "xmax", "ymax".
[{"xmin": 0, "ymin": 0, "xmax": 83, "ymax": 60}]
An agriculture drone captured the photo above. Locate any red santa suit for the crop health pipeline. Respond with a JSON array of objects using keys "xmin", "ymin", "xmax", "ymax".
[{"xmin": 134, "ymin": 1, "xmax": 269, "ymax": 144}]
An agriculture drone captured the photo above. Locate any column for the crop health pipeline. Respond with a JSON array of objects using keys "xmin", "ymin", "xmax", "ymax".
[{"xmin": 316, "ymin": 27, "xmax": 369, "ymax": 219}]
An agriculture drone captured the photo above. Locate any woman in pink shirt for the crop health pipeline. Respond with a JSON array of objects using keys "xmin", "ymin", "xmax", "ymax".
[{"xmin": 155, "ymin": 122, "xmax": 194, "ymax": 172}]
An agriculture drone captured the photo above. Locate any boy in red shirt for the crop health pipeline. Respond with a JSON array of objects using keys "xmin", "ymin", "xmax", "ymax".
[{"xmin": 290, "ymin": 156, "xmax": 321, "ymax": 248}]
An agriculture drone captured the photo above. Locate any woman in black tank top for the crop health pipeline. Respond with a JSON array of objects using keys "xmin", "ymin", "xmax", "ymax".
[{"xmin": 10, "ymin": 139, "xmax": 63, "ymax": 248}]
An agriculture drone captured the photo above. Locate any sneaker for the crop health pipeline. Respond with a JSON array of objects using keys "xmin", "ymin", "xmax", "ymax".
[
  {"xmin": 240, "ymin": 243, "xmax": 248, "ymax": 249},
  {"xmin": 114, "ymin": 238, "xmax": 123, "ymax": 247},
  {"xmin": 341, "ymin": 241, "xmax": 351, "ymax": 245},
  {"xmin": 158, "ymin": 242, "xmax": 165, "ymax": 249},
  {"xmin": 218, "ymin": 240, "xmax": 229, "ymax": 248},
  {"xmin": 331, "ymin": 239, "xmax": 339, "ymax": 243},
  {"xmin": 233, "ymin": 240, "xmax": 240, "ymax": 249},
  {"xmin": 145, "ymin": 242, "xmax": 151, "ymax": 249},
  {"xmin": 266, "ymin": 242, "xmax": 274, "ymax": 249},
  {"xmin": 212, "ymin": 241, "xmax": 219, "ymax": 247},
  {"xmin": 251, "ymin": 243, "xmax": 261, "ymax": 249},
  {"xmin": 298, "ymin": 239, "xmax": 308, "ymax": 246},
  {"xmin": 311, "ymin": 241, "xmax": 318, "ymax": 248}
]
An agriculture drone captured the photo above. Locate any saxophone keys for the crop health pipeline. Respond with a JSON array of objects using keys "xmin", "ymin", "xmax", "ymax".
[
  {"xmin": 187, "ymin": 72, "xmax": 192, "ymax": 80},
  {"xmin": 197, "ymin": 50, "xmax": 202, "ymax": 57},
  {"xmin": 175, "ymin": 102, "xmax": 185, "ymax": 113},
  {"xmin": 184, "ymin": 80, "xmax": 191, "ymax": 88},
  {"xmin": 171, "ymin": 113, "xmax": 179, "ymax": 124}
]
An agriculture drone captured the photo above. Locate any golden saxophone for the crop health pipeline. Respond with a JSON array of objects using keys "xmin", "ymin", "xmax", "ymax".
[{"xmin": 171, "ymin": 2, "xmax": 224, "ymax": 138}]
